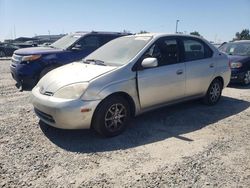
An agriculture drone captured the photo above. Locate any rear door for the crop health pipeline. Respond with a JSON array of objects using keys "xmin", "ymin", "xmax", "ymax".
[
  {"xmin": 137, "ymin": 37, "xmax": 186, "ymax": 110},
  {"xmin": 181, "ymin": 37, "xmax": 215, "ymax": 96}
]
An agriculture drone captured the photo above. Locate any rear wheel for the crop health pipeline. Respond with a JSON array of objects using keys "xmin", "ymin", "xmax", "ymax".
[
  {"xmin": 243, "ymin": 70, "xmax": 250, "ymax": 85},
  {"xmin": 203, "ymin": 79, "xmax": 223, "ymax": 105},
  {"xmin": 92, "ymin": 96, "xmax": 131, "ymax": 137}
]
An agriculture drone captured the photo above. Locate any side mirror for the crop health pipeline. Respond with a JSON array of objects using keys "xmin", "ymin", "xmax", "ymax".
[
  {"xmin": 141, "ymin": 57, "xmax": 158, "ymax": 68},
  {"xmin": 72, "ymin": 44, "xmax": 82, "ymax": 51}
]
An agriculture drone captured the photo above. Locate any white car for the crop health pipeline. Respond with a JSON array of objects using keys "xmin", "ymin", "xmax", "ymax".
[{"xmin": 32, "ymin": 33, "xmax": 231, "ymax": 137}]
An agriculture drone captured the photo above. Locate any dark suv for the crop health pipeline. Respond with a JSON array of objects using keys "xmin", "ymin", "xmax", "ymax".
[
  {"xmin": 10, "ymin": 31, "xmax": 130, "ymax": 88},
  {"xmin": 219, "ymin": 40, "xmax": 250, "ymax": 85}
]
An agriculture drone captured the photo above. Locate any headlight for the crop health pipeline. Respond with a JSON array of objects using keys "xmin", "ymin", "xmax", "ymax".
[
  {"xmin": 230, "ymin": 62, "xmax": 242, "ymax": 69},
  {"xmin": 53, "ymin": 83, "xmax": 88, "ymax": 99},
  {"xmin": 21, "ymin": 55, "xmax": 41, "ymax": 62}
]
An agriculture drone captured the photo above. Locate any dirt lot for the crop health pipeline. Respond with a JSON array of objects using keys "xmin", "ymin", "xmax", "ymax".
[{"xmin": 0, "ymin": 59, "xmax": 250, "ymax": 187}]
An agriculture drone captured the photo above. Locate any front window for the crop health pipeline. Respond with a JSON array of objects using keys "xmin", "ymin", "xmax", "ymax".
[
  {"xmin": 219, "ymin": 42, "xmax": 250, "ymax": 56},
  {"xmin": 50, "ymin": 34, "xmax": 83, "ymax": 50},
  {"xmin": 143, "ymin": 38, "xmax": 180, "ymax": 66},
  {"xmin": 75, "ymin": 36, "xmax": 100, "ymax": 50},
  {"xmin": 85, "ymin": 36, "xmax": 152, "ymax": 66}
]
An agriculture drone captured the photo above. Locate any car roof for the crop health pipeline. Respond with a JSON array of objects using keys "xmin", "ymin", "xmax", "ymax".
[
  {"xmin": 74, "ymin": 31, "xmax": 131, "ymax": 36},
  {"xmin": 134, "ymin": 33, "xmax": 204, "ymax": 39},
  {"xmin": 231, "ymin": 40, "xmax": 250, "ymax": 43}
]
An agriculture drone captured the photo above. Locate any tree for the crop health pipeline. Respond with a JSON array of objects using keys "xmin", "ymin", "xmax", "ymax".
[
  {"xmin": 123, "ymin": 29, "xmax": 131, "ymax": 33},
  {"xmin": 138, "ymin": 30, "xmax": 148, "ymax": 34},
  {"xmin": 234, "ymin": 29, "xmax": 250, "ymax": 40},
  {"xmin": 190, "ymin": 31, "xmax": 201, "ymax": 37}
]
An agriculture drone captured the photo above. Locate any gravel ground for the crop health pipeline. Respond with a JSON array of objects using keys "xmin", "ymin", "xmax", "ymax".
[{"xmin": 0, "ymin": 59, "xmax": 250, "ymax": 187}]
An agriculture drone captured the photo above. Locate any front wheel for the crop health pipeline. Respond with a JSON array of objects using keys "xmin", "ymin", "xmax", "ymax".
[
  {"xmin": 203, "ymin": 79, "xmax": 223, "ymax": 105},
  {"xmin": 92, "ymin": 96, "xmax": 131, "ymax": 137},
  {"xmin": 243, "ymin": 70, "xmax": 250, "ymax": 86}
]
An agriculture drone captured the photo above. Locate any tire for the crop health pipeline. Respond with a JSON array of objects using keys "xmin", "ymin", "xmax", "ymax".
[
  {"xmin": 39, "ymin": 66, "xmax": 56, "ymax": 80},
  {"xmin": 92, "ymin": 96, "xmax": 131, "ymax": 137},
  {"xmin": 0, "ymin": 51, "xmax": 6, "ymax": 57},
  {"xmin": 242, "ymin": 70, "xmax": 250, "ymax": 86},
  {"xmin": 203, "ymin": 79, "xmax": 223, "ymax": 105}
]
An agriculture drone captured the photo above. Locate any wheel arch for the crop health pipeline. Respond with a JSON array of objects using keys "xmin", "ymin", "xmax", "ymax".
[
  {"xmin": 90, "ymin": 91, "xmax": 136, "ymax": 128},
  {"xmin": 213, "ymin": 76, "xmax": 224, "ymax": 88}
]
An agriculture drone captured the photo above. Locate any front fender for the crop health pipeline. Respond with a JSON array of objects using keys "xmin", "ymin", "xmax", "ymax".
[{"xmin": 83, "ymin": 78, "xmax": 141, "ymax": 114}]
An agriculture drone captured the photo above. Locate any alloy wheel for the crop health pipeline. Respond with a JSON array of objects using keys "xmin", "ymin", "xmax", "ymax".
[
  {"xmin": 104, "ymin": 103, "xmax": 127, "ymax": 132},
  {"xmin": 209, "ymin": 82, "xmax": 221, "ymax": 103}
]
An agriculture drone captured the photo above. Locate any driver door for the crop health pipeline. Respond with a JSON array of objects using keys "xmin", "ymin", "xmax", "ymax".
[{"xmin": 137, "ymin": 37, "xmax": 186, "ymax": 110}]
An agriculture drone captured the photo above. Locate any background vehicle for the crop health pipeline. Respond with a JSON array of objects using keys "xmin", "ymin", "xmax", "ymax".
[
  {"xmin": 32, "ymin": 34, "xmax": 230, "ymax": 137},
  {"xmin": 0, "ymin": 43, "xmax": 19, "ymax": 57},
  {"xmin": 10, "ymin": 31, "xmax": 130, "ymax": 88},
  {"xmin": 219, "ymin": 40, "xmax": 250, "ymax": 85},
  {"xmin": 0, "ymin": 43, "xmax": 37, "ymax": 57}
]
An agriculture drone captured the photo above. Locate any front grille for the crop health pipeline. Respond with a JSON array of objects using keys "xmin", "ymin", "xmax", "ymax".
[
  {"xmin": 34, "ymin": 108, "xmax": 55, "ymax": 123},
  {"xmin": 44, "ymin": 91, "xmax": 54, "ymax": 96}
]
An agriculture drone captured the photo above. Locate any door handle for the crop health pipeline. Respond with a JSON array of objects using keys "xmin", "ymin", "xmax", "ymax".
[
  {"xmin": 176, "ymin": 69, "xmax": 183, "ymax": 75},
  {"xmin": 209, "ymin": 63, "xmax": 214, "ymax": 68}
]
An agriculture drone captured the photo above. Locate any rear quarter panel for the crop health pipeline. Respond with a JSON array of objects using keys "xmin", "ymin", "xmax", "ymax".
[{"xmin": 214, "ymin": 53, "xmax": 231, "ymax": 88}]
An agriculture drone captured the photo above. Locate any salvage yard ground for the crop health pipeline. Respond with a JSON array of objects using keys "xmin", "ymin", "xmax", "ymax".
[{"xmin": 0, "ymin": 59, "xmax": 250, "ymax": 187}]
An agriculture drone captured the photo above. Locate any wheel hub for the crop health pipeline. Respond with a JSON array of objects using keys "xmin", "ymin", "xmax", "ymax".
[
  {"xmin": 105, "ymin": 103, "xmax": 127, "ymax": 132},
  {"xmin": 210, "ymin": 83, "xmax": 220, "ymax": 102}
]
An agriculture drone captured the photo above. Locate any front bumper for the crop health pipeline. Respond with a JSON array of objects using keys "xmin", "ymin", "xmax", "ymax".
[
  {"xmin": 10, "ymin": 58, "xmax": 42, "ymax": 87},
  {"xmin": 31, "ymin": 87, "xmax": 101, "ymax": 129},
  {"xmin": 230, "ymin": 70, "xmax": 246, "ymax": 83},
  {"xmin": 10, "ymin": 64, "xmax": 37, "ymax": 87}
]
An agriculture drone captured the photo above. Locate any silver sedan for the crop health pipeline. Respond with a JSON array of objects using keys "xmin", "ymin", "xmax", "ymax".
[{"xmin": 31, "ymin": 33, "xmax": 231, "ymax": 137}]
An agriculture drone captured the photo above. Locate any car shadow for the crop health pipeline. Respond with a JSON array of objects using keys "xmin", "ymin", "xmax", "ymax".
[{"xmin": 40, "ymin": 96, "xmax": 250, "ymax": 153}]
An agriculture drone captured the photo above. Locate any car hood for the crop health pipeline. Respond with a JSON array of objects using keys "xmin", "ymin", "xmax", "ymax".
[
  {"xmin": 14, "ymin": 46, "xmax": 63, "ymax": 55},
  {"xmin": 228, "ymin": 55, "xmax": 250, "ymax": 63},
  {"xmin": 37, "ymin": 62, "xmax": 116, "ymax": 93}
]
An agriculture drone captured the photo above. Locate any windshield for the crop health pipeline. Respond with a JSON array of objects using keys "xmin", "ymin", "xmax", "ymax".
[
  {"xmin": 219, "ymin": 42, "xmax": 250, "ymax": 56},
  {"xmin": 50, "ymin": 34, "xmax": 83, "ymax": 49},
  {"xmin": 85, "ymin": 35, "xmax": 152, "ymax": 66}
]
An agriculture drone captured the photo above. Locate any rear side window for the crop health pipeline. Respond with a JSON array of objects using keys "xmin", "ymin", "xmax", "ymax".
[{"xmin": 183, "ymin": 39, "xmax": 213, "ymax": 61}]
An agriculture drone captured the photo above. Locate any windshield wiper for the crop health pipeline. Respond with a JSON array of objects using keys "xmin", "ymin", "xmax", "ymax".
[
  {"xmin": 50, "ymin": 45, "xmax": 57, "ymax": 49},
  {"xmin": 85, "ymin": 59, "xmax": 106, "ymax": 66}
]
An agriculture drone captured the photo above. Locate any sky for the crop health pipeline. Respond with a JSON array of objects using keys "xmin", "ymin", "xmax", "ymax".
[{"xmin": 0, "ymin": 0, "xmax": 250, "ymax": 43}]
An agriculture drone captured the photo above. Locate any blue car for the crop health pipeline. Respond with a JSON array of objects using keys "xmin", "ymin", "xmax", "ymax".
[
  {"xmin": 219, "ymin": 40, "xmax": 250, "ymax": 85},
  {"xmin": 10, "ymin": 31, "xmax": 129, "ymax": 88}
]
